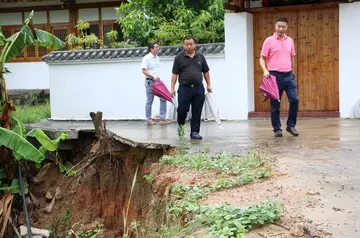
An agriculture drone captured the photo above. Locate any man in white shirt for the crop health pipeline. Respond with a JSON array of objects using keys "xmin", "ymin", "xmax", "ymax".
[{"xmin": 141, "ymin": 42, "xmax": 170, "ymax": 125}]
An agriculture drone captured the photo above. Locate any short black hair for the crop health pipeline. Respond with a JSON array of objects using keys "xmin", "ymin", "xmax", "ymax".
[
  {"xmin": 276, "ymin": 17, "xmax": 288, "ymax": 24},
  {"xmin": 183, "ymin": 35, "xmax": 197, "ymax": 44},
  {"xmin": 148, "ymin": 42, "xmax": 158, "ymax": 53}
]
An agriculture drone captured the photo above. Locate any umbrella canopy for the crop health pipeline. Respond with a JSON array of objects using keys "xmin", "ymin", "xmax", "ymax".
[
  {"xmin": 152, "ymin": 80, "xmax": 174, "ymax": 105},
  {"xmin": 205, "ymin": 92, "xmax": 222, "ymax": 129},
  {"xmin": 259, "ymin": 75, "xmax": 280, "ymax": 102}
]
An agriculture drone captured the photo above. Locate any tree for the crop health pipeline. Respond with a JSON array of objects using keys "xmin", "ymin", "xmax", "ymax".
[{"xmin": 116, "ymin": 0, "xmax": 226, "ymax": 47}]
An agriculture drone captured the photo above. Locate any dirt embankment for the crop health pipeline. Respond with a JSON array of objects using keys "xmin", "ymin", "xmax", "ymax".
[{"xmin": 23, "ymin": 130, "xmax": 174, "ymax": 238}]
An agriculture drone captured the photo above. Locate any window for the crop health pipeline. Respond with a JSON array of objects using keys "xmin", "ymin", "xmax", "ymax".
[
  {"xmin": 102, "ymin": 22, "xmax": 123, "ymax": 48},
  {"xmin": 51, "ymin": 25, "xmax": 69, "ymax": 50}
]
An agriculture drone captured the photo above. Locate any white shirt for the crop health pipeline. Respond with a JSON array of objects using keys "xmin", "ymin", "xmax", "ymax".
[{"xmin": 141, "ymin": 52, "xmax": 160, "ymax": 79}]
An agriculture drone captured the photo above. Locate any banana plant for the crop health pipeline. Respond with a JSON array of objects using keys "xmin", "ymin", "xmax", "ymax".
[
  {"xmin": 0, "ymin": 117, "xmax": 69, "ymax": 194},
  {"xmin": 0, "ymin": 10, "xmax": 65, "ymax": 180},
  {"xmin": 0, "ymin": 10, "xmax": 65, "ymax": 129}
]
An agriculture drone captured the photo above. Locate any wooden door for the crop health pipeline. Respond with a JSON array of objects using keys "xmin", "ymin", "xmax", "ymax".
[
  {"xmin": 253, "ymin": 6, "xmax": 339, "ymax": 112},
  {"xmin": 297, "ymin": 7, "xmax": 339, "ymax": 111}
]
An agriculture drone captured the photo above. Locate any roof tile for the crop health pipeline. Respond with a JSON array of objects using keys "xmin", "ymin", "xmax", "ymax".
[{"xmin": 42, "ymin": 43, "xmax": 224, "ymax": 63}]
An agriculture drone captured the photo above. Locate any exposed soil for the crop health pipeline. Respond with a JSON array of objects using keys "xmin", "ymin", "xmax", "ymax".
[
  {"xmin": 18, "ymin": 132, "xmax": 337, "ymax": 238},
  {"xmin": 21, "ymin": 132, "xmax": 171, "ymax": 238}
]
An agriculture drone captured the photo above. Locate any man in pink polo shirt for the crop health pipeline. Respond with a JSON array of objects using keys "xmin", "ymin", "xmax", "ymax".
[{"xmin": 259, "ymin": 17, "xmax": 299, "ymax": 137}]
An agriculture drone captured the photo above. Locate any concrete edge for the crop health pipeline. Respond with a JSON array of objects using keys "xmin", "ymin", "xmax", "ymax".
[
  {"xmin": 25, "ymin": 124, "xmax": 177, "ymax": 150},
  {"xmin": 106, "ymin": 129, "xmax": 176, "ymax": 150}
]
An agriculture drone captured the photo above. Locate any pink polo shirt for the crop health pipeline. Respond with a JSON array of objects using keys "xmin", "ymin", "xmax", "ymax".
[{"xmin": 260, "ymin": 33, "xmax": 295, "ymax": 72}]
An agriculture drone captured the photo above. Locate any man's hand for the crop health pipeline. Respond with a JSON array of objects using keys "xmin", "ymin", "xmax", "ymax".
[
  {"xmin": 263, "ymin": 70, "xmax": 270, "ymax": 78},
  {"xmin": 171, "ymin": 88, "xmax": 176, "ymax": 98},
  {"xmin": 207, "ymin": 85, "xmax": 212, "ymax": 93}
]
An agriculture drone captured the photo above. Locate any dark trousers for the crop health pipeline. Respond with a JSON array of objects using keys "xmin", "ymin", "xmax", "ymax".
[
  {"xmin": 177, "ymin": 83, "xmax": 205, "ymax": 134},
  {"xmin": 269, "ymin": 71, "xmax": 299, "ymax": 132}
]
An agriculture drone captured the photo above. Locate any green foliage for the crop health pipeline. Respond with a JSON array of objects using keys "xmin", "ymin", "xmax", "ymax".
[
  {"xmin": 200, "ymin": 201, "xmax": 284, "ymax": 237},
  {"xmin": 12, "ymin": 102, "xmax": 50, "ymax": 123},
  {"xmin": 0, "ymin": 126, "xmax": 45, "ymax": 163},
  {"xmin": 66, "ymin": 223, "xmax": 104, "ymax": 238},
  {"xmin": 143, "ymin": 174, "xmax": 155, "ymax": 184},
  {"xmin": 160, "ymin": 151, "xmax": 265, "ymax": 175},
  {"xmin": 0, "ymin": 179, "xmax": 28, "ymax": 195},
  {"xmin": 66, "ymin": 20, "xmax": 101, "ymax": 50},
  {"xmin": 116, "ymin": 0, "xmax": 227, "ymax": 46},
  {"xmin": 153, "ymin": 149, "xmax": 279, "ymax": 237},
  {"xmin": 0, "ymin": 118, "xmax": 69, "ymax": 194},
  {"xmin": 0, "ymin": 11, "xmax": 64, "ymax": 62},
  {"xmin": 0, "ymin": 27, "xmax": 5, "ymax": 46}
]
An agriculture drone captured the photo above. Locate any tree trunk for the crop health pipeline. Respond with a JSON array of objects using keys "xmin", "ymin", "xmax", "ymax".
[{"xmin": 0, "ymin": 74, "xmax": 15, "ymax": 179}]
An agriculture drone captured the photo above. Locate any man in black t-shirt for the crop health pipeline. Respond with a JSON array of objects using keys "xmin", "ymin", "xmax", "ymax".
[{"xmin": 171, "ymin": 35, "xmax": 213, "ymax": 140}]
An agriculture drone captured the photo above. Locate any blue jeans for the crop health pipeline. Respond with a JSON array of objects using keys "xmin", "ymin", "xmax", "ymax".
[
  {"xmin": 269, "ymin": 71, "xmax": 299, "ymax": 132},
  {"xmin": 145, "ymin": 79, "xmax": 166, "ymax": 120},
  {"xmin": 177, "ymin": 83, "xmax": 205, "ymax": 134}
]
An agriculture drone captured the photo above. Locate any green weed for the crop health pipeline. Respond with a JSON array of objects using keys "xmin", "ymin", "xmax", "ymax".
[
  {"xmin": 160, "ymin": 151, "xmax": 265, "ymax": 175},
  {"xmin": 13, "ymin": 102, "xmax": 50, "ymax": 123}
]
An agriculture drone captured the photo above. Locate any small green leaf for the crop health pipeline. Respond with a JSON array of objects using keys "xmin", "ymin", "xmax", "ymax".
[{"xmin": 0, "ymin": 167, "xmax": 6, "ymax": 179}]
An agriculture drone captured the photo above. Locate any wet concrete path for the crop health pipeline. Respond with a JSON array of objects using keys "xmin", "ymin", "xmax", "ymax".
[{"xmin": 30, "ymin": 119, "xmax": 360, "ymax": 237}]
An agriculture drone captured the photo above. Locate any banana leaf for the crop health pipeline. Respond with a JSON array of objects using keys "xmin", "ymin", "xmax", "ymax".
[
  {"xmin": 4, "ymin": 11, "xmax": 65, "ymax": 61},
  {"xmin": 0, "ymin": 179, "xmax": 28, "ymax": 195},
  {"xmin": 0, "ymin": 127, "xmax": 45, "ymax": 163},
  {"xmin": 0, "ymin": 27, "xmax": 5, "ymax": 46},
  {"xmin": 11, "ymin": 117, "xmax": 26, "ymax": 137},
  {"xmin": 26, "ymin": 129, "xmax": 69, "ymax": 154}
]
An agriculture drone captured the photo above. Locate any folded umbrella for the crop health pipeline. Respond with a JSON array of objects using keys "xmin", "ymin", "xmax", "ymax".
[
  {"xmin": 152, "ymin": 80, "xmax": 174, "ymax": 105},
  {"xmin": 259, "ymin": 75, "xmax": 280, "ymax": 102},
  {"xmin": 205, "ymin": 92, "xmax": 222, "ymax": 129}
]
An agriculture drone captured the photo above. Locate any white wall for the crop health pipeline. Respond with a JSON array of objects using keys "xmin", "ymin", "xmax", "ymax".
[
  {"xmin": 225, "ymin": 13, "xmax": 254, "ymax": 119},
  {"xmin": 24, "ymin": 11, "xmax": 47, "ymax": 24},
  {"xmin": 4, "ymin": 62, "xmax": 49, "ymax": 90},
  {"xmin": 48, "ymin": 56, "xmax": 230, "ymax": 120},
  {"xmin": 49, "ymin": 10, "xmax": 69, "ymax": 23},
  {"xmin": 0, "ymin": 13, "xmax": 22, "ymax": 26},
  {"xmin": 79, "ymin": 9, "xmax": 99, "ymax": 21},
  {"xmin": 101, "ymin": 7, "xmax": 118, "ymax": 20},
  {"xmin": 339, "ymin": 2, "xmax": 360, "ymax": 118},
  {"xmin": 0, "ymin": 1, "xmax": 61, "ymax": 8}
]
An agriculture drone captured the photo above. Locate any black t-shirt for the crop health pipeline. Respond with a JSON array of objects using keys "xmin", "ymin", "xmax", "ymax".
[{"xmin": 172, "ymin": 51, "xmax": 210, "ymax": 85}]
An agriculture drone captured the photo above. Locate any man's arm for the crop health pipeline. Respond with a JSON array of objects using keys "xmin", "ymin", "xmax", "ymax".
[
  {"xmin": 171, "ymin": 73, "xmax": 178, "ymax": 97},
  {"xmin": 201, "ymin": 54, "xmax": 212, "ymax": 92},
  {"xmin": 142, "ymin": 68, "xmax": 156, "ymax": 80},
  {"xmin": 259, "ymin": 56, "xmax": 269, "ymax": 77},
  {"xmin": 204, "ymin": 72, "xmax": 212, "ymax": 92},
  {"xmin": 171, "ymin": 55, "xmax": 180, "ymax": 97},
  {"xmin": 260, "ymin": 38, "xmax": 271, "ymax": 77}
]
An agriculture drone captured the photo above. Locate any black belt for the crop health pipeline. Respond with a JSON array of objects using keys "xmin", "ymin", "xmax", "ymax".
[
  {"xmin": 181, "ymin": 83, "xmax": 200, "ymax": 88},
  {"xmin": 269, "ymin": 71, "xmax": 292, "ymax": 77},
  {"xmin": 146, "ymin": 78, "xmax": 153, "ymax": 81}
]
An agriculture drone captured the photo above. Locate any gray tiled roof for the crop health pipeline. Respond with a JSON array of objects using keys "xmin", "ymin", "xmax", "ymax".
[{"xmin": 42, "ymin": 43, "xmax": 225, "ymax": 63}]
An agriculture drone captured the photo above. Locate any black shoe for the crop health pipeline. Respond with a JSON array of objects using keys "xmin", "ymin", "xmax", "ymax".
[
  {"xmin": 190, "ymin": 132, "xmax": 202, "ymax": 140},
  {"xmin": 274, "ymin": 130, "xmax": 283, "ymax": 137},
  {"xmin": 286, "ymin": 127, "xmax": 299, "ymax": 136}
]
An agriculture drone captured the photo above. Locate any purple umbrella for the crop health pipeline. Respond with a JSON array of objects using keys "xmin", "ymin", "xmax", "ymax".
[
  {"xmin": 152, "ymin": 80, "xmax": 174, "ymax": 105},
  {"xmin": 259, "ymin": 75, "xmax": 280, "ymax": 102}
]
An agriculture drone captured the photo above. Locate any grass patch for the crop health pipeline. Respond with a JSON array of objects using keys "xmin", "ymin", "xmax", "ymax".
[
  {"xmin": 13, "ymin": 102, "xmax": 50, "ymax": 123},
  {"xmin": 160, "ymin": 150, "xmax": 266, "ymax": 176},
  {"xmin": 148, "ymin": 150, "xmax": 282, "ymax": 237}
]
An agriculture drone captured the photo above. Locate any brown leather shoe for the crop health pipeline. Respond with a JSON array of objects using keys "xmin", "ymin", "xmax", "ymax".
[
  {"xmin": 147, "ymin": 119, "xmax": 156, "ymax": 125},
  {"xmin": 160, "ymin": 119, "xmax": 171, "ymax": 124}
]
